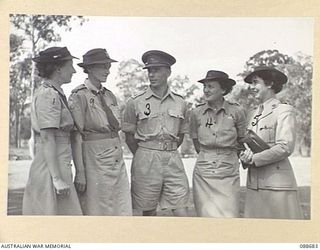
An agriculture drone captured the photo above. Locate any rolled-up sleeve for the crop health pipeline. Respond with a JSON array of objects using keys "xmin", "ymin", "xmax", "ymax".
[
  {"xmin": 36, "ymin": 89, "xmax": 61, "ymax": 129},
  {"xmin": 235, "ymin": 106, "xmax": 247, "ymax": 141},
  {"xmin": 179, "ymin": 101, "xmax": 190, "ymax": 134},
  {"xmin": 189, "ymin": 108, "xmax": 199, "ymax": 139},
  {"xmin": 122, "ymin": 98, "xmax": 137, "ymax": 133},
  {"xmin": 68, "ymin": 93, "xmax": 86, "ymax": 131}
]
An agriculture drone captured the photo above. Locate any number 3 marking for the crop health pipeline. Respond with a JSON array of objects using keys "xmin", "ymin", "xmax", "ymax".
[{"xmin": 144, "ymin": 103, "xmax": 151, "ymax": 115}]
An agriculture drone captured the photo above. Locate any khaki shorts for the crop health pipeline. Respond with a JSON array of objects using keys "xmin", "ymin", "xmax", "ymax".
[{"xmin": 131, "ymin": 147, "xmax": 189, "ymax": 211}]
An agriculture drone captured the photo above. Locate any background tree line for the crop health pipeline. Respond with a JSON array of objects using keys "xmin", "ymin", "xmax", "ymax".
[{"xmin": 9, "ymin": 15, "xmax": 312, "ymax": 157}]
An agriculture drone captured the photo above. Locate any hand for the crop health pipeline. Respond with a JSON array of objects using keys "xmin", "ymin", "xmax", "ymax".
[
  {"xmin": 240, "ymin": 143, "xmax": 254, "ymax": 164},
  {"xmin": 53, "ymin": 177, "xmax": 70, "ymax": 196},
  {"xmin": 74, "ymin": 172, "xmax": 86, "ymax": 193}
]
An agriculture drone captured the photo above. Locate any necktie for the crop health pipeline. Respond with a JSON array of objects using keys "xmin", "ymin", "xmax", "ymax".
[{"xmin": 96, "ymin": 90, "xmax": 120, "ymax": 132}]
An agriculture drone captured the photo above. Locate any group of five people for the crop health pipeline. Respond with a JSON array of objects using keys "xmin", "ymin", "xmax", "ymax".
[{"xmin": 22, "ymin": 46, "xmax": 303, "ymax": 219}]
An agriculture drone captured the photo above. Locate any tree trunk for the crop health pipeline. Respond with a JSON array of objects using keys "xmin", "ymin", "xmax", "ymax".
[{"xmin": 14, "ymin": 107, "xmax": 19, "ymax": 148}]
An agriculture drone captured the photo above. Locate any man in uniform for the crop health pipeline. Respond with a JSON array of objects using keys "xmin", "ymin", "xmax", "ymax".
[{"xmin": 122, "ymin": 50, "xmax": 190, "ymax": 216}]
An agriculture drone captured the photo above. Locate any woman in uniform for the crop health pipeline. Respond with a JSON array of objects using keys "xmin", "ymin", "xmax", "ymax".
[
  {"xmin": 240, "ymin": 66, "xmax": 303, "ymax": 219},
  {"xmin": 189, "ymin": 70, "xmax": 246, "ymax": 217},
  {"xmin": 23, "ymin": 47, "xmax": 82, "ymax": 215},
  {"xmin": 68, "ymin": 48, "xmax": 132, "ymax": 216}
]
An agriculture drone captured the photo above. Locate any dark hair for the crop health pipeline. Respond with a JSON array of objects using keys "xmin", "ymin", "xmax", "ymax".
[
  {"xmin": 255, "ymin": 71, "xmax": 283, "ymax": 94},
  {"xmin": 35, "ymin": 60, "xmax": 69, "ymax": 78},
  {"xmin": 81, "ymin": 63, "xmax": 110, "ymax": 74},
  {"xmin": 217, "ymin": 81, "xmax": 233, "ymax": 96}
]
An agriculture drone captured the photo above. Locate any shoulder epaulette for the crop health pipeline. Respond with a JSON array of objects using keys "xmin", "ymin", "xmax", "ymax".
[
  {"xmin": 227, "ymin": 101, "xmax": 240, "ymax": 106},
  {"xmin": 172, "ymin": 91, "xmax": 184, "ymax": 99},
  {"xmin": 195, "ymin": 103, "xmax": 206, "ymax": 108},
  {"xmin": 280, "ymin": 100, "xmax": 289, "ymax": 105},
  {"xmin": 132, "ymin": 89, "xmax": 147, "ymax": 99},
  {"xmin": 71, "ymin": 84, "xmax": 87, "ymax": 94},
  {"xmin": 103, "ymin": 87, "xmax": 117, "ymax": 105},
  {"xmin": 42, "ymin": 82, "xmax": 53, "ymax": 88},
  {"xmin": 103, "ymin": 87, "xmax": 111, "ymax": 92}
]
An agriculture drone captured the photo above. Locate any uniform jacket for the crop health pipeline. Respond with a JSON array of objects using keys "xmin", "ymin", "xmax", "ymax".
[{"xmin": 246, "ymin": 98, "xmax": 298, "ymax": 190}]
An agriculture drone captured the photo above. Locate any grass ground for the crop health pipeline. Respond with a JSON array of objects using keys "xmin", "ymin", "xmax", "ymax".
[
  {"xmin": 7, "ymin": 187, "xmax": 310, "ymax": 219},
  {"xmin": 7, "ymin": 146, "xmax": 311, "ymax": 218}
]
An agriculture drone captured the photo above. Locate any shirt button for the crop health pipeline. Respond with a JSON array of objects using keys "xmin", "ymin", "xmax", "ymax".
[
  {"xmin": 115, "ymin": 159, "xmax": 119, "ymax": 163},
  {"xmin": 115, "ymin": 146, "xmax": 118, "ymax": 149}
]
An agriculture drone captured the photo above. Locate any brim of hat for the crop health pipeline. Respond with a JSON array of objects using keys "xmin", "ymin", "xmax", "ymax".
[
  {"xmin": 78, "ymin": 59, "xmax": 117, "ymax": 67},
  {"xmin": 32, "ymin": 55, "xmax": 78, "ymax": 63},
  {"xmin": 198, "ymin": 77, "xmax": 236, "ymax": 86},
  {"xmin": 244, "ymin": 69, "xmax": 287, "ymax": 84},
  {"xmin": 143, "ymin": 63, "xmax": 171, "ymax": 69}
]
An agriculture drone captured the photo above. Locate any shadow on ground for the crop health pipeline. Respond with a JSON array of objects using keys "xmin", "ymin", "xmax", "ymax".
[{"xmin": 8, "ymin": 187, "xmax": 310, "ymax": 219}]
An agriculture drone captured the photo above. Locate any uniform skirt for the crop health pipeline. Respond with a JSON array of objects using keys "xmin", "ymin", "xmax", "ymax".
[
  {"xmin": 80, "ymin": 137, "xmax": 132, "ymax": 215},
  {"xmin": 193, "ymin": 149, "xmax": 240, "ymax": 218},
  {"xmin": 23, "ymin": 136, "xmax": 82, "ymax": 215},
  {"xmin": 244, "ymin": 188, "xmax": 304, "ymax": 219}
]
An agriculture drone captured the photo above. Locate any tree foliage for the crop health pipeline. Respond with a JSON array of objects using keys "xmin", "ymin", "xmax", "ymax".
[
  {"xmin": 9, "ymin": 14, "xmax": 87, "ymax": 147},
  {"xmin": 231, "ymin": 50, "xmax": 312, "ymax": 156}
]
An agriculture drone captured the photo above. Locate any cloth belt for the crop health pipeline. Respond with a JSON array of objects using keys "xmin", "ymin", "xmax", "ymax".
[
  {"xmin": 138, "ymin": 140, "xmax": 178, "ymax": 151},
  {"xmin": 34, "ymin": 132, "xmax": 70, "ymax": 144},
  {"xmin": 82, "ymin": 132, "xmax": 118, "ymax": 141}
]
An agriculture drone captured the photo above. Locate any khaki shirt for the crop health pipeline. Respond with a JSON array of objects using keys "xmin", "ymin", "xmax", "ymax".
[
  {"xmin": 31, "ymin": 81, "xmax": 73, "ymax": 134},
  {"xmin": 68, "ymin": 79, "xmax": 120, "ymax": 135},
  {"xmin": 122, "ymin": 86, "xmax": 188, "ymax": 141},
  {"xmin": 189, "ymin": 99, "xmax": 246, "ymax": 149}
]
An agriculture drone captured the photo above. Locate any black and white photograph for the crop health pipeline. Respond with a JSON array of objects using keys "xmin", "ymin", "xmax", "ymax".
[
  {"xmin": 2, "ymin": 0, "xmax": 320, "ymax": 243},
  {"xmin": 8, "ymin": 14, "xmax": 313, "ymax": 219}
]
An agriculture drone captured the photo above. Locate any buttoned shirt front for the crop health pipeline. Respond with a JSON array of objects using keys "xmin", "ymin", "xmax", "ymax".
[
  {"xmin": 189, "ymin": 99, "xmax": 246, "ymax": 149},
  {"xmin": 31, "ymin": 81, "xmax": 74, "ymax": 134},
  {"xmin": 122, "ymin": 86, "xmax": 188, "ymax": 142},
  {"xmin": 68, "ymin": 79, "xmax": 120, "ymax": 135}
]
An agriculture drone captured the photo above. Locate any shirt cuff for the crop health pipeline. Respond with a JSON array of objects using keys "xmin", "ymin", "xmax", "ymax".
[{"xmin": 121, "ymin": 122, "xmax": 136, "ymax": 133}]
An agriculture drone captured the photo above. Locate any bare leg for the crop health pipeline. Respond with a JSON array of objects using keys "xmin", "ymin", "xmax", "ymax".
[{"xmin": 172, "ymin": 207, "xmax": 188, "ymax": 217}]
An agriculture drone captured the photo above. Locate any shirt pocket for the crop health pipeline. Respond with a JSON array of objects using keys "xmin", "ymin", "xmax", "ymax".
[
  {"xmin": 166, "ymin": 109, "xmax": 185, "ymax": 134},
  {"xmin": 137, "ymin": 111, "xmax": 160, "ymax": 135},
  {"xmin": 260, "ymin": 167, "xmax": 296, "ymax": 189},
  {"xmin": 258, "ymin": 123, "xmax": 275, "ymax": 143},
  {"xmin": 218, "ymin": 115, "xmax": 237, "ymax": 144},
  {"xmin": 195, "ymin": 157, "xmax": 239, "ymax": 179}
]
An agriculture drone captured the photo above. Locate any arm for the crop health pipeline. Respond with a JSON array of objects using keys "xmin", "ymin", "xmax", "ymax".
[
  {"xmin": 35, "ymin": 88, "xmax": 70, "ymax": 196},
  {"xmin": 235, "ymin": 106, "xmax": 247, "ymax": 155},
  {"xmin": 122, "ymin": 98, "xmax": 138, "ymax": 154},
  {"xmin": 40, "ymin": 128, "xmax": 70, "ymax": 196},
  {"xmin": 70, "ymin": 131, "xmax": 86, "ymax": 193},
  {"xmin": 68, "ymin": 92, "xmax": 86, "ymax": 193},
  {"xmin": 189, "ymin": 108, "xmax": 200, "ymax": 154},
  {"xmin": 177, "ymin": 133, "xmax": 185, "ymax": 148},
  {"xmin": 125, "ymin": 132, "xmax": 138, "ymax": 155},
  {"xmin": 192, "ymin": 138, "xmax": 200, "ymax": 154},
  {"xmin": 236, "ymin": 106, "xmax": 247, "ymax": 144}
]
